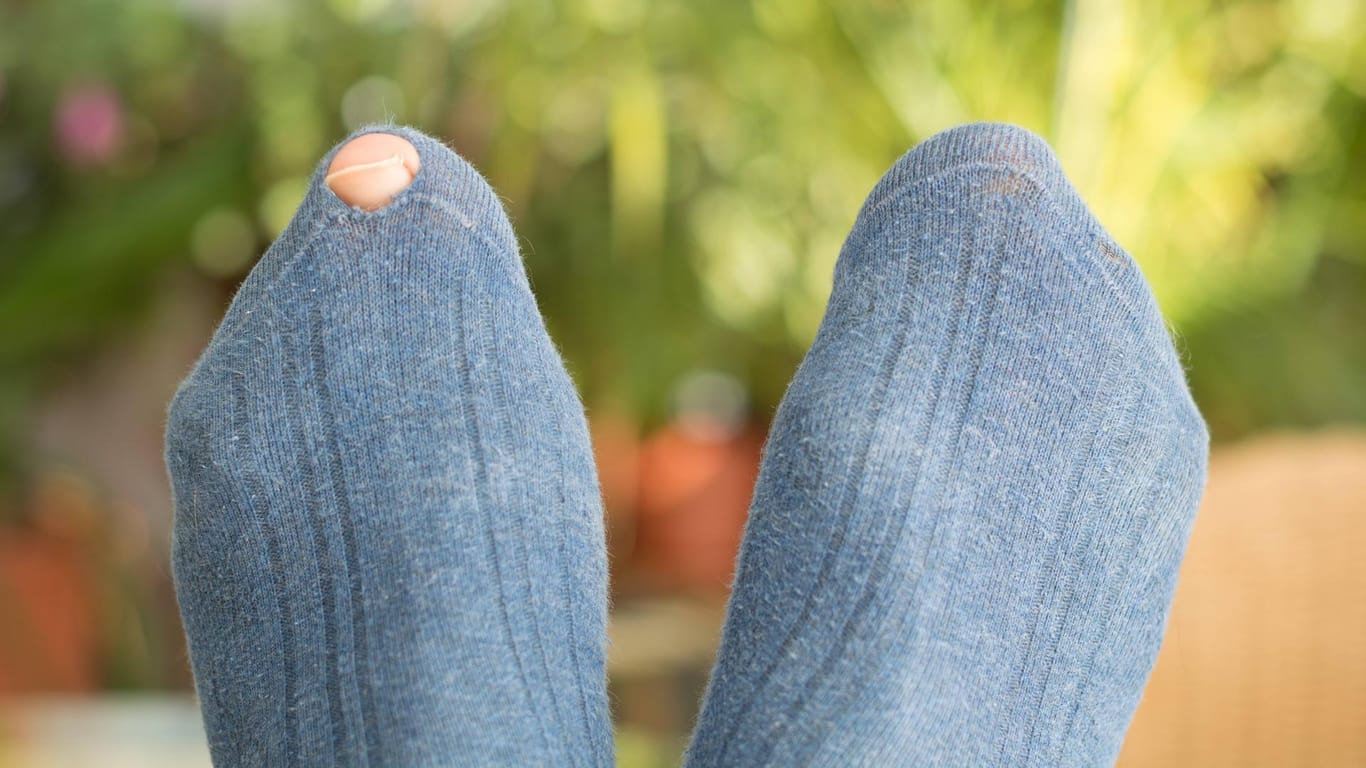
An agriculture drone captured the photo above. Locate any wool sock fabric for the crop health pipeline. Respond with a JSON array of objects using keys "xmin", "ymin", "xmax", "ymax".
[
  {"xmin": 685, "ymin": 123, "xmax": 1209, "ymax": 767},
  {"xmin": 165, "ymin": 126, "xmax": 612, "ymax": 767}
]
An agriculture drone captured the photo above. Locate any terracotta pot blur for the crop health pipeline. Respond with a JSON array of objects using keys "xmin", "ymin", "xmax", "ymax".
[
  {"xmin": 633, "ymin": 419, "xmax": 764, "ymax": 596},
  {"xmin": 0, "ymin": 531, "xmax": 99, "ymax": 693}
]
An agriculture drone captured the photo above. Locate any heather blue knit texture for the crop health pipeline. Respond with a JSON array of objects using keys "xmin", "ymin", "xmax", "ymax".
[
  {"xmin": 168, "ymin": 120, "xmax": 1207, "ymax": 768},
  {"xmin": 165, "ymin": 126, "xmax": 612, "ymax": 767},
  {"xmin": 685, "ymin": 123, "xmax": 1209, "ymax": 767}
]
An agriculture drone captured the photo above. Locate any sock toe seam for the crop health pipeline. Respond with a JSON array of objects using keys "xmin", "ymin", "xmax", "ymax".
[{"xmin": 849, "ymin": 163, "xmax": 1170, "ymax": 359}]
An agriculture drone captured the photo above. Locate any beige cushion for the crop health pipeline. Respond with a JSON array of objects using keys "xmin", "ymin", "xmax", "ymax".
[{"xmin": 1119, "ymin": 431, "xmax": 1366, "ymax": 767}]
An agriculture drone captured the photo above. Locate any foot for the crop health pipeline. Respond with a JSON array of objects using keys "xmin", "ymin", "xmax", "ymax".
[
  {"xmin": 166, "ymin": 127, "xmax": 612, "ymax": 767},
  {"xmin": 686, "ymin": 123, "xmax": 1208, "ymax": 768}
]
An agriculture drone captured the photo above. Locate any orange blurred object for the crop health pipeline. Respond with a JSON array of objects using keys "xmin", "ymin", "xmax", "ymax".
[
  {"xmin": 0, "ymin": 531, "xmax": 99, "ymax": 693},
  {"xmin": 633, "ymin": 420, "xmax": 763, "ymax": 595}
]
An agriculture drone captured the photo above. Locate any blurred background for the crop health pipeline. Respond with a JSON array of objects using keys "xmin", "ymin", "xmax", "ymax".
[{"xmin": 1, "ymin": 0, "xmax": 1364, "ymax": 765}]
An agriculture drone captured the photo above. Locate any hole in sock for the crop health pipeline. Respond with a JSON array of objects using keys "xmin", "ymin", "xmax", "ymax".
[{"xmin": 325, "ymin": 133, "xmax": 421, "ymax": 211}]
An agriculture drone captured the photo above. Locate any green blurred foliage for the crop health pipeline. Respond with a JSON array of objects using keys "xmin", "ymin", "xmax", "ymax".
[{"xmin": 1, "ymin": 0, "xmax": 1364, "ymax": 490}]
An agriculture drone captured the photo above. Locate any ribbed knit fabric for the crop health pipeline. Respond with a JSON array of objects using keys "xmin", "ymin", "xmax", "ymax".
[
  {"xmin": 684, "ymin": 123, "xmax": 1209, "ymax": 767},
  {"xmin": 165, "ymin": 126, "xmax": 612, "ymax": 767}
]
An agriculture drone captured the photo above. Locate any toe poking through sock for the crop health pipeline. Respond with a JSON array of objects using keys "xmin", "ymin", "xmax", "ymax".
[{"xmin": 326, "ymin": 132, "xmax": 421, "ymax": 211}]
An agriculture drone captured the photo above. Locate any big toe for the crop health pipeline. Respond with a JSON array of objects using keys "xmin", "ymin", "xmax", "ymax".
[{"xmin": 325, "ymin": 132, "xmax": 421, "ymax": 211}]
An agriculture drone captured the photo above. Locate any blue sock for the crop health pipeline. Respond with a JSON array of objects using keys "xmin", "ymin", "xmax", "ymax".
[
  {"xmin": 685, "ymin": 123, "xmax": 1208, "ymax": 767},
  {"xmin": 165, "ymin": 127, "xmax": 612, "ymax": 767}
]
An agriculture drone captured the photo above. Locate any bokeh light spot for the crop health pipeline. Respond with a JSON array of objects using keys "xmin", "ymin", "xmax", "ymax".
[
  {"xmin": 191, "ymin": 207, "xmax": 258, "ymax": 278},
  {"xmin": 342, "ymin": 76, "xmax": 406, "ymax": 130}
]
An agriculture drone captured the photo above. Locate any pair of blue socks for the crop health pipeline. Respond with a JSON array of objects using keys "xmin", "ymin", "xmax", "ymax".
[{"xmin": 166, "ymin": 123, "xmax": 1207, "ymax": 767}]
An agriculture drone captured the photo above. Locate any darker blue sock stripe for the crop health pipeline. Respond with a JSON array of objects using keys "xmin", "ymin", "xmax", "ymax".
[
  {"xmin": 993, "ymin": 319, "xmax": 1124, "ymax": 766},
  {"xmin": 281, "ymin": 328, "xmax": 346, "ymax": 762},
  {"xmin": 309, "ymin": 306, "xmax": 379, "ymax": 765},
  {"xmin": 454, "ymin": 287, "xmax": 555, "ymax": 761},
  {"xmin": 478, "ymin": 290, "xmax": 573, "ymax": 766},
  {"xmin": 1051, "ymin": 438, "xmax": 1194, "ymax": 757},
  {"xmin": 231, "ymin": 370, "xmax": 299, "ymax": 767},
  {"xmin": 766, "ymin": 188, "xmax": 1004, "ymax": 762},
  {"xmin": 715, "ymin": 194, "xmax": 965, "ymax": 763}
]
